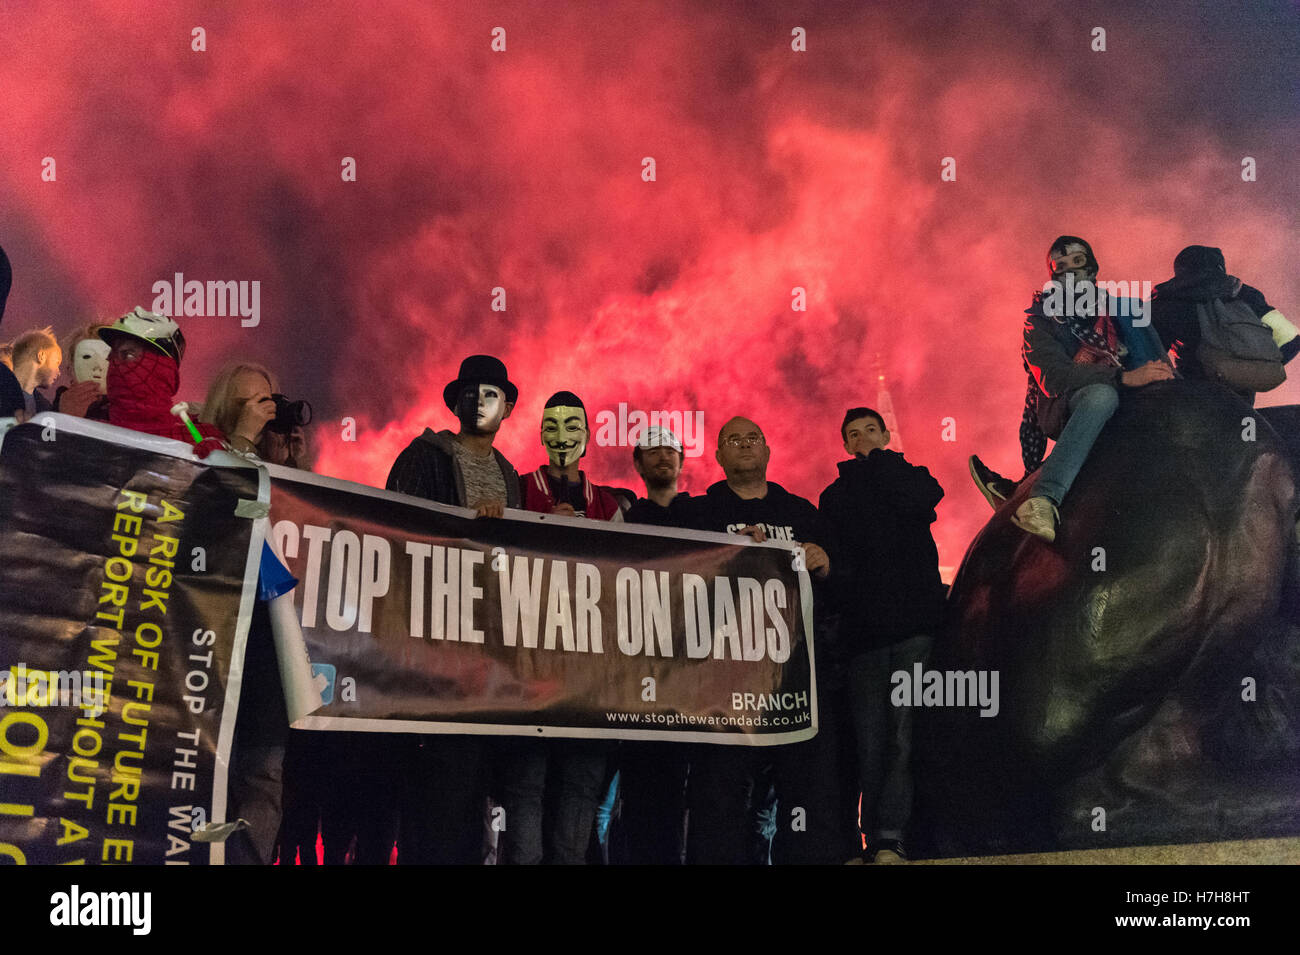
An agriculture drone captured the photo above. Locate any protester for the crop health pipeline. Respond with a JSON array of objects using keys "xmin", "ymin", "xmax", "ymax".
[
  {"xmin": 95, "ymin": 307, "xmax": 225, "ymax": 453},
  {"xmin": 519, "ymin": 391, "xmax": 623, "ymax": 521},
  {"xmin": 53, "ymin": 323, "xmax": 110, "ymax": 418},
  {"xmin": 0, "ymin": 345, "xmax": 25, "ymax": 418},
  {"xmin": 819, "ymin": 407, "xmax": 945, "ymax": 863},
  {"xmin": 677, "ymin": 416, "xmax": 855, "ymax": 864},
  {"xmin": 0, "ymin": 243, "xmax": 25, "ymax": 418},
  {"xmin": 200, "ymin": 361, "xmax": 279, "ymax": 455},
  {"xmin": 1152, "ymin": 244, "xmax": 1298, "ymax": 401},
  {"xmin": 0, "ymin": 243, "xmax": 10, "ymax": 325},
  {"xmin": 969, "ymin": 236, "xmax": 1173, "ymax": 515},
  {"xmin": 386, "ymin": 355, "xmax": 522, "ymax": 865},
  {"xmin": 498, "ymin": 391, "xmax": 620, "ymax": 865},
  {"xmin": 624, "ymin": 425, "xmax": 692, "ymax": 525},
  {"xmin": 208, "ymin": 362, "xmax": 299, "ymax": 865},
  {"xmin": 965, "ymin": 238, "xmax": 1174, "ymax": 540},
  {"xmin": 617, "ymin": 425, "xmax": 692, "ymax": 864},
  {"xmin": 8, "ymin": 326, "xmax": 61, "ymax": 419}
]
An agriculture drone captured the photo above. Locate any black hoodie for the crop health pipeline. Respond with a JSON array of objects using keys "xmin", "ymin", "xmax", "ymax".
[
  {"xmin": 679, "ymin": 480, "xmax": 823, "ymax": 545},
  {"xmin": 1151, "ymin": 245, "xmax": 1292, "ymax": 376},
  {"xmin": 818, "ymin": 449, "xmax": 945, "ymax": 649}
]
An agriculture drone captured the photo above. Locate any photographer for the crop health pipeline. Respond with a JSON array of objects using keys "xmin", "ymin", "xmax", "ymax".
[
  {"xmin": 200, "ymin": 361, "xmax": 279, "ymax": 453},
  {"xmin": 198, "ymin": 360, "xmax": 304, "ymax": 864}
]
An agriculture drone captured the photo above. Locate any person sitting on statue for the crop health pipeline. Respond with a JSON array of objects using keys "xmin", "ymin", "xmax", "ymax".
[
  {"xmin": 1151, "ymin": 244, "xmax": 1299, "ymax": 402},
  {"xmin": 997, "ymin": 236, "xmax": 1173, "ymax": 541},
  {"xmin": 967, "ymin": 237, "xmax": 1173, "ymax": 526}
]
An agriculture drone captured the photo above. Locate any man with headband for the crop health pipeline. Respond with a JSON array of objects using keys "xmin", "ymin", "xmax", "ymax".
[
  {"xmin": 386, "ymin": 355, "xmax": 522, "ymax": 865},
  {"xmin": 497, "ymin": 390, "xmax": 619, "ymax": 865}
]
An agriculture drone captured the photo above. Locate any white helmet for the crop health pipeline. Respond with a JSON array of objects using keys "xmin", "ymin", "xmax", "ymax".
[{"xmin": 98, "ymin": 306, "xmax": 186, "ymax": 363}]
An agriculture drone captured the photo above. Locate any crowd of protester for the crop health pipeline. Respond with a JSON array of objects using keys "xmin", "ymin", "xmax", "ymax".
[{"xmin": 0, "ymin": 235, "xmax": 1295, "ymax": 864}]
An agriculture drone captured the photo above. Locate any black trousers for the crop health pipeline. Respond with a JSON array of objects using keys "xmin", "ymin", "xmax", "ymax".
[
  {"xmin": 618, "ymin": 741, "xmax": 689, "ymax": 864},
  {"xmin": 687, "ymin": 694, "xmax": 855, "ymax": 865},
  {"xmin": 398, "ymin": 734, "xmax": 486, "ymax": 865}
]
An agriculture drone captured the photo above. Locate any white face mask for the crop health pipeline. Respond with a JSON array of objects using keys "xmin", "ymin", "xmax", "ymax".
[
  {"xmin": 73, "ymin": 339, "xmax": 110, "ymax": 390},
  {"xmin": 475, "ymin": 385, "xmax": 505, "ymax": 430},
  {"xmin": 457, "ymin": 383, "xmax": 506, "ymax": 434}
]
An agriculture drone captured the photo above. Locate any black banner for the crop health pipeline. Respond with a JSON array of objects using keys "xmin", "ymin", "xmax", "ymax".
[
  {"xmin": 0, "ymin": 416, "xmax": 264, "ymax": 865},
  {"xmin": 268, "ymin": 466, "xmax": 817, "ymax": 744},
  {"xmin": 0, "ymin": 415, "xmax": 816, "ymax": 867}
]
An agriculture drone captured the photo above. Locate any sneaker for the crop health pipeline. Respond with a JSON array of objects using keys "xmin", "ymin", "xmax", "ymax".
[
  {"xmin": 869, "ymin": 839, "xmax": 908, "ymax": 864},
  {"xmin": 1012, "ymin": 496, "xmax": 1059, "ymax": 542},
  {"xmin": 968, "ymin": 455, "xmax": 1018, "ymax": 510}
]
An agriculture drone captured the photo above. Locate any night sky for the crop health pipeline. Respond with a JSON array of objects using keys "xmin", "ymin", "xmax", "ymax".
[{"xmin": 3, "ymin": 0, "xmax": 1297, "ymax": 573}]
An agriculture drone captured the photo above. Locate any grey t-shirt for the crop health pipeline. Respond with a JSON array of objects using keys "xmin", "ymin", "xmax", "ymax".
[{"xmin": 453, "ymin": 440, "xmax": 508, "ymax": 509}]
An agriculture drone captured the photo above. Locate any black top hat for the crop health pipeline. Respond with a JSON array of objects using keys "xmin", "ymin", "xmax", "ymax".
[{"xmin": 443, "ymin": 355, "xmax": 518, "ymax": 411}]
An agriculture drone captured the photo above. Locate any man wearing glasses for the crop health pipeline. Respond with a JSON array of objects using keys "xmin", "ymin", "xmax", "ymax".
[{"xmin": 677, "ymin": 417, "xmax": 855, "ymax": 864}]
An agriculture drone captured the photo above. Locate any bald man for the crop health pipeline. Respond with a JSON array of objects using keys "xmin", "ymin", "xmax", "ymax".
[{"xmin": 676, "ymin": 417, "xmax": 855, "ymax": 864}]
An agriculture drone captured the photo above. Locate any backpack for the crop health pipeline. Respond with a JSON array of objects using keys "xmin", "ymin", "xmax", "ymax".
[{"xmin": 1195, "ymin": 297, "xmax": 1286, "ymax": 392}]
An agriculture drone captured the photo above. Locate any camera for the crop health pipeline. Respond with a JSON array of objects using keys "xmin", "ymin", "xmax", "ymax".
[{"xmin": 266, "ymin": 393, "xmax": 312, "ymax": 434}]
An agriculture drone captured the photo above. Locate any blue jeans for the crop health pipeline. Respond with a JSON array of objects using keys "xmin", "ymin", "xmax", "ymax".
[
  {"xmin": 498, "ymin": 739, "xmax": 607, "ymax": 865},
  {"xmin": 687, "ymin": 692, "xmax": 852, "ymax": 865},
  {"xmin": 595, "ymin": 770, "xmax": 619, "ymax": 846},
  {"xmin": 1032, "ymin": 383, "xmax": 1120, "ymax": 506},
  {"xmin": 847, "ymin": 634, "xmax": 933, "ymax": 845}
]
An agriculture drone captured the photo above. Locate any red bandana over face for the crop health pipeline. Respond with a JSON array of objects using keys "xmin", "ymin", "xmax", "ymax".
[{"xmin": 106, "ymin": 347, "xmax": 225, "ymax": 454}]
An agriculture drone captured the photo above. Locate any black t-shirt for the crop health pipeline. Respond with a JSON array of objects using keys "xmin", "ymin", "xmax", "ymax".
[
  {"xmin": 680, "ymin": 480, "xmax": 837, "ymax": 676},
  {"xmin": 624, "ymin": 492, "xmax": 692, "ymax": 527},
  {"xmin": 679, "ymin": 481, "xmax": 823, "ymax": 546}
]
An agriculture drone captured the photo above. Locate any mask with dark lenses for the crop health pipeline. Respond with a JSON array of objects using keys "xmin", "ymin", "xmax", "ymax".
[{"xmin": 267, "ymin": 393, "xmax": 312, "ymax": 433}]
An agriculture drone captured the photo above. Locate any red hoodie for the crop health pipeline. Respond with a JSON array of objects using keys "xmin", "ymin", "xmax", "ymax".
[{"xmin": 520, "ymin": 466, "xmax": 622, "ymax": 521}]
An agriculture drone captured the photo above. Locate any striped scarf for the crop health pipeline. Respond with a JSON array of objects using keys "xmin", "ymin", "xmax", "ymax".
[{"xmin": 1020, "ymin": 293, "xmax": 1121, "ymax": 475}]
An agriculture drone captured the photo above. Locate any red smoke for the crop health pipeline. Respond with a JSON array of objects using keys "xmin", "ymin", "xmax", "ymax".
[{"xmin": 2, "ymin": 1, "xmax": 1297, "ymax": 575}]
